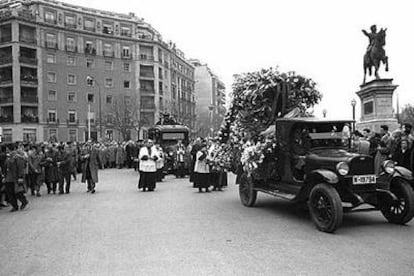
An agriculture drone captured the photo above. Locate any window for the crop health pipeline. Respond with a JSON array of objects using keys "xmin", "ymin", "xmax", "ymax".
[
  {"xmin": 87, "ymin": 94, "xmax": 94, "ymax": 103},
  {"xmin": 87, "ymin": 78, "xmax": 93, "ymax": 86},
  {"xmin": 67, "ymin": 92, "xmax": 76, "ymax": 102},
  {"xmin": 66, "ymin": 37, "xmax": 76, "ymax": 52},
  {"xmin": 86, "ymin": 58, "xmax": 94, "ymax": 68},
  {"xmin": 1, "ymin": 128, "xmax": 12, "ymax": 142},
  {"xmin": 102, "ymin": 22, "xmax": 113, "ymax": 34},
  {"xmin": 47, "ymin": 72, "xmax": 56, "ymax": 83},
  {"xmin": 104, "ymin": 61, "xmax": 113, "ymax": 70},
  {"xmin": 48, "ymin": 110, "xmax": 57, "ymax": 122},
  {"xmin": 120, "ymin": 25, "xmax": 132, "ymax": 37},
  {"xmin": 68, "ymin": 110, "xmax": 77, "ymax": 123},
  {"xmin": 103, "ymin": 43, "xmax": 113, "ymax": 57},
  {"xmin": 84, "ymin": 18, "xmax": 95, "ymax": 31},
  {"xmin": 106, "ymin": 95, "xmax": 113, "ymax": 104},
  {"xmin": 65, "ymin": 15, "xmax": 76, "ymax": 28},
  {"xmin": 46, "ymin": 33, "xmax": 57, "ymax": 48},
  {"xmin": 23, "ymin": 128, "xmax": 37, "ymax": 143},
  {"xmin": 67, "ymin": 56, "xmax": 76, "ymax": 66},
  {"xmin": 46, "ymin": 54, "xmax": 56, "ymax": 63},
  {"xmin": 44, "ymin": 10, "xmax": 56, "ymax": 24},
  {"xmin": 106, "ymin": 129, "xmax": 113, "ymax": 140},
  {"xmin": 67, "ymin": 74, "xmax": 76, "ymax": 85},
  {"xmin": 68, "ymin": 129, "xmax": 77, "ymax": 142},
  {"xmin": 123, "ymin": 80, "xmax": 130, "ymax": 89},
  {"xmin": 85, "ymin": 40, "xmax": 95, "ymax": 54},
  {"xmin": 49, "ymin": 128, "xmax": 57, "ymax": 140},
  {"xmin": 122, "ymin": 46, "xmax": 130, "ymax": 58},
  {"xmin": 105, "ymin": 78, "xmax": 113, "ymax": 88},
  {"xmin": 123, "ymin": 63, "xmax": 130, "ymax": 72},
  {"xmin": 48, "ymin": 90, "xmax": 57, "ymax": 101}
]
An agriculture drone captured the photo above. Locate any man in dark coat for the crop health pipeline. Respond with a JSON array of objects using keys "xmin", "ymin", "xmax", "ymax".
[
  {"xmin": 4, "ymin": 144, "xmax": 29, "ymax": 211},
  {"xmin": 41, "ymin": 145, "xmax": 59, "ymax": 194},
  {"xmin": 392, "ymin": 139, "xmax": 411, "ymax": 170},
  {"xmin": 57, "ymin": 144, "xmax": 73, "ymax": 194},
  {"xmin": 28, "ymin": 145, "xmax": 44, "ymax": 196},
  {"xmin": 81, "ymin": 144, "xmax": 101, "ymax": 194}
]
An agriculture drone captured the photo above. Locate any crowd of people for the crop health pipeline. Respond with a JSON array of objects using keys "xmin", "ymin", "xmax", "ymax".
[
  {"xmin": 0, "ymin": 137, "xmax": 230, "ymax": 212},
  {"xmin": 352, "ymin": 123, "xmax": 414, "ymax": 173}
]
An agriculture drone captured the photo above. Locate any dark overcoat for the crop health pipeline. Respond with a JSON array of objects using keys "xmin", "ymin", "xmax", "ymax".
[{"xmin": 81, "ymin": 148, "xmax": 101, "ymax": 183}]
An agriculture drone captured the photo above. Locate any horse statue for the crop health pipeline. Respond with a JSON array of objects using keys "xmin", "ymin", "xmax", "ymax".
[{"xmin": 363, "ymin": 26, "xmax": 389, "ymax": 84}]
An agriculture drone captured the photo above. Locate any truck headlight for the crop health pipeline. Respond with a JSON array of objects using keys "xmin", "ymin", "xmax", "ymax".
[
  {"xmin": 382, "ymin": 160, "xmax": 395, "ymax": 175},
  {"xmin": 336, "ymin": 162, "xmax": 349, "ymax": 176}
]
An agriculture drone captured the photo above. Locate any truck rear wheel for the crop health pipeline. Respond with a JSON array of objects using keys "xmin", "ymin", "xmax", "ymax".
[
  {"xmin": 381, "ymin": 179, "xmax": 414, "ymax": 225},
  {"xmin": 308, "ymin": 183, "xmax": 343, "ymax": 233},
  {"xmin": 239, "ymin": 172, "xmax": 257, "ymax": 207}
]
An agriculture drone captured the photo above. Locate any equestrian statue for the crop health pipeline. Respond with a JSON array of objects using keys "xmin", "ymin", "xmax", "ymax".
[{"xmin": 362, "ymin": 25, "xmax": 389, "ymax": 84}]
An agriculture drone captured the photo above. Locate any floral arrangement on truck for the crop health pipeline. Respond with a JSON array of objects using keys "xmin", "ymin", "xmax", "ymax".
[{"xmin": 213, "ymin": 67, "xmax": 322, "ymax": 177}]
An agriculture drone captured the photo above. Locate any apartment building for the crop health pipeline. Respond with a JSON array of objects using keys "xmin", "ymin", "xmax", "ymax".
[
  {"xmin": 0, "ymin": 0, "xmax": 195, "ymax": 142},
  {"xmin": 189, "ymin": 59, "xmax": 226, "ymax": 137}
]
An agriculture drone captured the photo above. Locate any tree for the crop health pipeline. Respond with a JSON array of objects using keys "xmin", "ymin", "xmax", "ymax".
[
  {"xmin": 108, "ymin": 94, "xmax": 140, "ymax": 141},
  {"xmin": 400, "ymin": 104, "xmax": 414, "ymax": 126}
]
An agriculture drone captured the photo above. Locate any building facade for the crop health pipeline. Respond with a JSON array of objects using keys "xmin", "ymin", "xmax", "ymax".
[
  {"xmin": 189, "ymin": 59, "xmax": 226, "ymax": 137},
  {"xmin": 0, "ymin": 0, "xmax": 195, "ymax": 142}
]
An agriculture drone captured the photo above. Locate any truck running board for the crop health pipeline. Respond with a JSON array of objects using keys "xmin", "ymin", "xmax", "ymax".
[{"xmin": 254, "ymin": 188, "xmax": 296, "ymax": 201}]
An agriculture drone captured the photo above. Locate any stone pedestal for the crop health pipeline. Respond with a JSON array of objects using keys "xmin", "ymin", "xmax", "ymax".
[{"xmin": 355, "ymin": 79, "xmax": 399, "ymax": 132}]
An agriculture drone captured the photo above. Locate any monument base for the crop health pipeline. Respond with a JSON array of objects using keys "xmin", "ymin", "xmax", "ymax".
[{"xmin": 356, "ymin": 79, "xmax": 399, "ymax": 133}]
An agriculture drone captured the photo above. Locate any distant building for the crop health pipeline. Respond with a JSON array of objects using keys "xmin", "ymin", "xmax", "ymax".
[
  {"xmin": 0, "ymin": 0, "xmax": 195, "ymax": 142},
  {"xmin": 189, "ymin": 59, "xmax": 226, "ymax": 137}
]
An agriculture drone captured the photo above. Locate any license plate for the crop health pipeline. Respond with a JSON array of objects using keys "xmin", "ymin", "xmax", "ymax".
[{"xmin": 353, "ymin": 175, "xmax": 376, "ymax": 185}]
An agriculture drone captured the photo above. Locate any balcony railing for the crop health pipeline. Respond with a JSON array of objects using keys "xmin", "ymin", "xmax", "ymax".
[
  {"xmin": 45, "ymin": 18, "xmax": 57, "ymax": 25},
  {"xmin": 85, "ymin": 119, "xmax": 95, "ymax": 125},
  {"xmin": 121, "ymin": 54, "xmax": 132, "ymax": 60},
  {"xmin": 140, "ymin": 88, "xmax": 155, "ymax": 94},
  {"xmin": 0, "ymin": 115, "xmax": 13, "ymax": 123},
  {"xmin": 21, "ymin": 115, "xmax": 39, "ymax": 123},
  {"xmin": 21, "ymin": 96, "xmax": 38, "ymax": 104},
  {"xmin": 103, "ymin": 51, "xmax": 114, "ymax": 58},
  {"xmin": 120, "ymin": 31, "xmax": 132, "ymax": 37},
  {"xmin": 65, "ymin": 45, "xmax": 77, "ymax": 53},
  {"xmin": 84, "ymin": 26, "xmax": 96, "ymax": 32},
  {"xmin": 85, "ymin": 47, "xmax": 96, "ymax": 55},
  {"xmin": 19, "ymin": 56, "xmax": 37, "ymax": 65},
  {"xmin": 0, "ymin": 77, "xmax": 12, "ymax": 85},
  {"xmin": 66, "ymin": 119, "xmax": 79, "ymax": 125},
  {"xmin": 47, "ymin": 118, "xmax": 60, "ymax": 125},
  {"xmin": 139, "ymin": 54, "xmax": 154, "ymax": 61},
  {"xmin": 21, "ymin": 76, "xmax": 38, "ymax": 84},
  {"xmin": 139, "ymin": 73, "xmax": 155, "ymax": 79},
  {"xmin": 19, "ymin": 36, "xmax": 36, "ymax": 45},
  {"xmin": 102, "ymin": 28, "xmax": 113, "ymax": 35},
  {"xmin": 0, "ymin": 96, "xmax": 12, "ymax": 104},
  {"xmin": 45, "ymin": 43, "xmax": 58, "ymax": 50},
  {"xmin": 64, "ymin": 22, "xmax": 77, "ymax": 29},
  {"xmin": 0, "ymin": 35, "xmax": 12, "ymax": 43},
  {"xmin": 0, "ymin": 55, "xmax": 12, "ymax": 64}
]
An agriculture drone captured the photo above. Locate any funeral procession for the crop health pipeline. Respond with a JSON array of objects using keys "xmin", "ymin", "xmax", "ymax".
[{"xmin": 0, "ymin": 0, "xmax": 413, "ymax": 275}]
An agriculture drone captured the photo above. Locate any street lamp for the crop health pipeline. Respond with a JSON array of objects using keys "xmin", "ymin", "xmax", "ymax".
[
  {"xmin": 86, "ymin": 76, "xmax": 102, "ymax": 141},
  {"xmin": 351, "ymin": 98, "xmax": 357, "ymax": 131}
]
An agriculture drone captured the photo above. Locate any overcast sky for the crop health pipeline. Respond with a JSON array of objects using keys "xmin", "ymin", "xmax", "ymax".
[{"xmin": 68, "ymin": 0, "xmax": 413, "ymax": 120}]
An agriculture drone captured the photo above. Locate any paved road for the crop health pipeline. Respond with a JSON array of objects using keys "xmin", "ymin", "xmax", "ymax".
[{"xmin": 1, "ymin": 169, "xmax": 413, "ymax": 275}]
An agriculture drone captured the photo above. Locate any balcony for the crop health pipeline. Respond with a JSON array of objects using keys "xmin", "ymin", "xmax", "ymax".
[
  {"xmin": 140, "ymin": 88, "xmax": 155, "ymax": 94},
  {"xmin": 64, "ymin": 22, "xmax": 77, "ymax": 29},
  {"xmin": 85, "ymin": 47, "xmax": 96, "ymax": 55},
  {"xmin": 19, "ymin": 36, "xmax": 37, "ymax": 45},
  {"xmin": 139, "ymin": 72, "xmax": 155, "ymax": 79},
  {"xmin": 21, "ymin": 95, "xmax": 38, "ymax": 104},
  {"xmin": 21, "ymin": 115, "xmax": 39, "ymax": 123},
  {"xmin": 19, "ymin": 56, "xmax": 37, "ymax": 65},
  {"xmin": 47, "ymin": 118, "xmax": 60, "ymax": 125},
  {"xmin": 84, "ymin": 26, "xmax": 96, "ymax": 32},
  {"xmin": 45, "ymin": 43, "xmax": 58, "ymax": 50},
  {"xmin": 66, "ymin": 119, "xmax": 79, "ymax": 125},
  {"xmin": 21, "ymin": 75, "xmax": 38, "ymax": 85},
  {"xmin": 0, "ymin": 56, "xmax": 12, "ymax": 65},
  {"xmin": 121, "ymin": 54, "xmax": 132, "ymax": 60},
  {"xmin": 65, "ymin": 45, "xmax": 77, "ymax": 53},
  {"xmin": 103, "ymin": 51, "xmax": 114, "ymax": 58},
  {"xmin": 0, "ymin": 35, "xmax": 11, "ymax": 43},
  {"xmin": 0, "ymin": 77, "xmax": 12, "ymax": 86},
  {"xmin": 102, "ymin": 27, "xmax": 113, "ymax": 35},
  {"xmin": 0, "ymin": 95, "xmax": 12, "ymax": 104},
  {"xmin": 45, "ymin": 18, "xmax": 57, "ymax": 25},
  {"xmin": 85, "ymin": 119, "xmax": 95, "ymax": 125},
  {"xmin": 139, "ymin": 54, "xmax": 154, "ymax": 61},
  {"xmin": 120, "ymin": 31, "xmax": 132, "ymax": 37},
  {"xmin": 0, "ymin": 114, "xmax": 13, "ymax": 123}
]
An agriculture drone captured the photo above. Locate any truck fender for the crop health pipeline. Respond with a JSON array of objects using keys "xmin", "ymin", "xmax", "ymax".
[
  {"xmin": 393, "ymin": 166, "xmax": 413, "ymax": 181},
  {"xmin": 306, "ymin": 169, "xmax": 339, "ymax": 184}
]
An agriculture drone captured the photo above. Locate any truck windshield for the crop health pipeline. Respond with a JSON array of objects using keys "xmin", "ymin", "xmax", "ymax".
[{"xmin": 293, "ymin": 123, "xmax": 351, "ymax": 149}]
